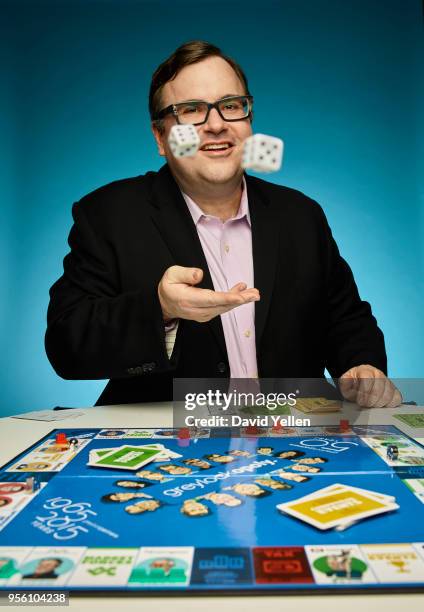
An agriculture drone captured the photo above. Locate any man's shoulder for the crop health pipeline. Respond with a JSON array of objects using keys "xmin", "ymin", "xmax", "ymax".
[
  {"xmin": 246, "ymin": 174, "xmax": 322, "ymax": 213},
  {"xmin": 76, "ymin": 171, "xmax": 158, "ymax": 217}
]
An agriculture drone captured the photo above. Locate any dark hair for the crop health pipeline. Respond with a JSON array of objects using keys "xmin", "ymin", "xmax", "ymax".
[
  {"xmin": 40, "ymin": 558, "xmax": 62, "ymax": 566},
  {"xmin": 149, "ymin": 40, "xmax": 251, "ymax": 126}
]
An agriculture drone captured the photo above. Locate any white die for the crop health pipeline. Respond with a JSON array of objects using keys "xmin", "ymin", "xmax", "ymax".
[
  {"xmin": 168, "ymin": 124, "xmax": 200, "ymax": 158},
  {"xmin": 241, "ymin": 134, "xmax": 284, "ymax": 173}
]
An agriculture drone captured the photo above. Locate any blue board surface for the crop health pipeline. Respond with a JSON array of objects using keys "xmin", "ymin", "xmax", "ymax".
[{"xmin": 0, "ymin": 426, "xmax": 423, "ymax": 592}]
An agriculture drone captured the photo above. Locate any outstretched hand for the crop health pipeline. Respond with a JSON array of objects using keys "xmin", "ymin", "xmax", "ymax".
[{"xmin": 158, "ymin": 265, "xmax": 260, "ymax": 323}]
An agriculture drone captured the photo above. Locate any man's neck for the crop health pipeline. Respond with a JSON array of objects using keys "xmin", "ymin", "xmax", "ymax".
[{"xmin": 181, "ymin": 181, "xmax": 243, "ymax": 222}]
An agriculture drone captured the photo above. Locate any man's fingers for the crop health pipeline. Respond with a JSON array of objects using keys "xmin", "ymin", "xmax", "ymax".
[
  {"xmin": 363, "ymin": 378, "xmax": 390, "ymax": 408},
  {"xmin": 161, "ymin": 266, "xmax": 260, "ymax": 322},
  {"xmin": 370, "ymin": 379, "xmax": 398, "ymax": 408},
  {"xmin": 339, "ymin": 365, "xmax": 402, "ymax": 409},
  {"xmin": 339, "ymin": 375, "xmax": 358, "ymax": 401},
  {"xmin": 180, "ymin": 287, "xmax": 260, "ymax": 309},
  {"xmin": 385, "ymin": 388, "xmax": 403, "ymax": 409},
  {"xmin": 166, "ymin": 265, "xmax": 203, "ymax": 285},
  {"xmin": 182, "ymin": 296, "xmax": 260, "ymax": 322},
  {"xmin": 356, "ymin": 378, "xmax": 377, "ymax": 407},
  {"xmin": 229, "ymin": 282, "xmax": 247, "ymax": 293},
  {"xmin": 182, "ymin": 305, "xmax": 235, "ymax": 322}
]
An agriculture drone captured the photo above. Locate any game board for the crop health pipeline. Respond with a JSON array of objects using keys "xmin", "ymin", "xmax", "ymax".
[{"xmin": 0, "ymin": 425, "xmax": 424, "ymax": 593}]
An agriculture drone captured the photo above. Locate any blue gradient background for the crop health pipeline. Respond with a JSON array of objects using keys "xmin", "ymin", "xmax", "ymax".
[{"xmin": 1, "ymin": 0, "xmax": 423, "ymax": 416}]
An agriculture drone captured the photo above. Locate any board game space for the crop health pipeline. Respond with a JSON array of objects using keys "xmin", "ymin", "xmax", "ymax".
[{"xmin": 0, "ymin": 425, "xmax": 424, "ymax": 593}]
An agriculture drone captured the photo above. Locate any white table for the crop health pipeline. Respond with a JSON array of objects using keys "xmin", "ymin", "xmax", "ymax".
[{"xmin": 1, "ymin": 401, "xmax": 423, "ymax": 612}]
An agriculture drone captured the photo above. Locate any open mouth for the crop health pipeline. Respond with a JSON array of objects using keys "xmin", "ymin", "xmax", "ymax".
[{"xmin": 199, "ymin": 142, "xmax": 235, "ymax": 156}]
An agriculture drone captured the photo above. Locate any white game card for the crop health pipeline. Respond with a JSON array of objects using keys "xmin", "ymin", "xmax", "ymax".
[
  {"xmin": 13, "ymin": 546, "xmax": 86, "ymax": 586},
  {"xmin": 68, "ymin": 547, "xmax": 138, "ymax": 586},
  {"xmin": 129, "ymin": 547, "xmax": 194, "ymax": 587},
  {"xmin": 0, "ymin": 548, "xmax": 33, "ymax": 585},
  {"xmin": 360, "ymin": 544, "xmax": 424, "ymax": 583},
  {"xmin": 305, "ymin": 545, "xmax": 377, "ymax": 584}
]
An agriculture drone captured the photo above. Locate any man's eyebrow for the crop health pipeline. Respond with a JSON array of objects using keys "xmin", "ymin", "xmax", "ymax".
[
  {"xmin": 220, "ymin": 93, "xmax": 244, "ymax": 98},
  {"xmin": 176, "ymin": 93, "xmax": 244, "ymax": 104}
]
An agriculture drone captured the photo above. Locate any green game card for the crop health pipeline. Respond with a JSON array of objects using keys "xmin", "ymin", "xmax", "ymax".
[
  {"xmin": 92, "ymin": 445, "xmax": 163, "ymax": 470},
  {"xmin": 394, "ymin": 414, "xmax": 424, "ymax": 428}
]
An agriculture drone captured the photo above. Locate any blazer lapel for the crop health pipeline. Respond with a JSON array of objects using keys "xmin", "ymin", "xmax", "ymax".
[
  {"xmin": 246, "ymin": 175, "xmax": 280, "ymax": 348},
  {"xmin": 148, "ymin": 164, "xmax": 227, "ymax": 356}
]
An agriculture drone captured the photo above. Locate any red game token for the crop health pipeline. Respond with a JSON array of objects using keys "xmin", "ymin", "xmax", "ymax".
[
  {"xmin": 177, "ymin": 428, "xmax": 190, "ymax": 447},
  {"xmin": 245, "ymin": 425, "xmax": 259, "ymax": 435},
  {"xmin": 55, "ymin": 432, "xmax": 68, "ymax": 444},
  {"xmin": 339, "ymin": 419, "xmax": 350, "ymax": 432}
]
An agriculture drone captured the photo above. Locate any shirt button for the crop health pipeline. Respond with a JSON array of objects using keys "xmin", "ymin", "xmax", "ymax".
[
  {"xmin": 244, "ymin": 329, "xmax": 251, "ymax": 338},
  {"xmin": 217, "ymin": 362, "xmax": 227, "ymax": 374},
  {"xmin": 224, "ymin": 245, "xmax": 230, "ymax": 253}
]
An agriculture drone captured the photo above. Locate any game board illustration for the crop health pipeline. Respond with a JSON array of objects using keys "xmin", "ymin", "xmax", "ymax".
[{"xmin": 0, "ymin": 426, "xmax": 423, "ymax": 592}]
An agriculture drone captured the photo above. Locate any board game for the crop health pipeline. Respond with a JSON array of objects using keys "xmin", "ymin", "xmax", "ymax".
[{"xmin": 1, "ymin": 425, "xmax": 424, "ymax": 593}]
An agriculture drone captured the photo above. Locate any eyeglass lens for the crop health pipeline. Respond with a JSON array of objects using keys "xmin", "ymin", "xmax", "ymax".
[{"xmin": 176, "ymin": 97, "xmax": 250, "ymax": 124}]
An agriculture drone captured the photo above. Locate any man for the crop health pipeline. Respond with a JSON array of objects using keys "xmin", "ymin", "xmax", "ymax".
[
  {"xmin": 23, "ymin": 558, "xmax": 62, "ymax": 579},
  {"xmin": 125, "ymin": 499, "xmax": 161, "ymax": 515},
  {"xmin": 101, "ymin": 492, "xmax": 150, "ymax": 503},
  {"xmin": 45, "ymin": 41, "xmax": 401, "ymax": 409}
]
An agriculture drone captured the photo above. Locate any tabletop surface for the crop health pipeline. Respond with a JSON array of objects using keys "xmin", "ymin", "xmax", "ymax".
[{"xmin": 1, "ymin": 401, "xmax": 423, "ymax": 611}]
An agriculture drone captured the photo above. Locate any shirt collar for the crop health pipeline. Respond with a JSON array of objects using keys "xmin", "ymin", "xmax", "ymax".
[{"xmin": 182, "ymin": 177, "xmax": 251, "ymax": 227}]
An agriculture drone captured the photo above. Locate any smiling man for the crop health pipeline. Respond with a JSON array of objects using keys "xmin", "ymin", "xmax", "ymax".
[{"xmin": 45, "ymin": 40, "xmax": 401, "ymax": 409}]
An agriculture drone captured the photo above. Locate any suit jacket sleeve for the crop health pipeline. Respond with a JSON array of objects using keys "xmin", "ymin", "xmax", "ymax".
[
  {"xmin": 45, "ymin": 201, "xmax": 173, "ymax": 380},
  {"xmin": 318, "ymin": 205, "xmax": 388, "ymax": 378}
]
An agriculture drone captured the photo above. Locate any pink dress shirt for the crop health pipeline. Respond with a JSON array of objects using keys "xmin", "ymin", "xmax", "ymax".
[{"xmin": 182, "ymin": 180, "xmax": 258, "ymax": 378}]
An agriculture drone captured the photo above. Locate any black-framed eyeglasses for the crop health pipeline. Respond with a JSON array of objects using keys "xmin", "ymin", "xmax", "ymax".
[{"xmin": 153, "ymin": 95, "xmax": 253, "ymax": 126}]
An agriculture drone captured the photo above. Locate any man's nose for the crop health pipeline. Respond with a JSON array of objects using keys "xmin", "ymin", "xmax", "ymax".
[{"xmin": 204, "ymin": 107, "xmax": 226, "ymax": 132}]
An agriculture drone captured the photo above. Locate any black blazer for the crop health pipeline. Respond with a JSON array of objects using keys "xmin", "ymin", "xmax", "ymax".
[{"xmin": 45, "ymin": 164, "xmax": 387, "ymax": 405}]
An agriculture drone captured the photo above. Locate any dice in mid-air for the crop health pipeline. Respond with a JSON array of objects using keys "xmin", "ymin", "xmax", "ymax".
[
  {"xmin": 241, "ymin": 134, "xmax": 284, "ymax": 173},
  {"xmin": 168, "ymin": 124, "xmax": 200, "ymax": 158}
]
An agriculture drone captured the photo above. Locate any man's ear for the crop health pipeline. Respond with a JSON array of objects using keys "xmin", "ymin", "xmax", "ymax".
[{"xmin": 151, "ymin": 122, "xmax": 166, "ymax": 156}]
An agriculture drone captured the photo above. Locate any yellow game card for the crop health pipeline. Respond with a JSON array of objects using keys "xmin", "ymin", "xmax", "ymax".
[{"xmin": 276, "ymin": 484, "xmax": 399, "ymax": 530}]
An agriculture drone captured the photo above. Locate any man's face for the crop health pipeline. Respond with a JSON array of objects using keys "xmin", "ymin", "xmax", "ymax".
[
  {"xmin": 234, "ymin": 483, "xmax": 263, "ymax": 496},
  {"xmin": 152, "ymin": 56, "xmax": 252, "ymax": 193},
  {"xmin": 116, "ymin": 480, "xmax": 145, "ymax": 488},
  {"xmin": 110, "ymin": 492, "xmax": 139, "ymax": 502},
  {"xmin": 182, "ymin": 500, "xmax": 209, "ymax": 516},
  {"xmin": 291, "ymin": 464, "xmax": 319, "ymax": 473},
  {"xmin": 277, "ymin": 451, "xmax": 298, "ymax": 459},
  {"xmin": 161, "ymin": 465, "xmax": 191, "ymax": 475},
  {"xmin": 209, "ymin": 493, "xmax": 241, "ymax": 507},
  {"xmin": 209, "ymin": 454, "xmax": 234, "ymax": 463},
  {"xmin": 35, "ymin": 559, "xmax": 60, "ymax": 575},
  {"xmin": 125, "ymin": 500, "xmax": 160, "ymax": 514},
  {"xmin": 0, "ymin": 484, "xmax": 24, "ymax": 493},
  {"xmin": 136, "ymin": 470, "xmax": 164, "ymax": 481},
  {"xmin": 151, "ymin": 559, "xmax": 175, "ymax": 575},
  {"xmin": 186, "ymin": 459, "xmax": 210, "ymax": 469}
]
